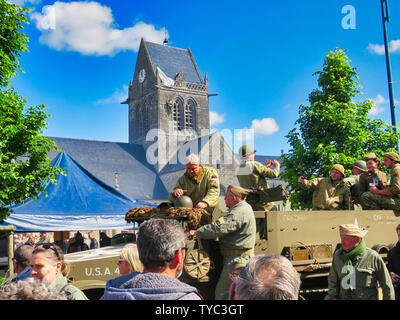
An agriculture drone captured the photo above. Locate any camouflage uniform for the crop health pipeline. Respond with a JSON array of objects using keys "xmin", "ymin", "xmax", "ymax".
[
  {"xmin": 299, "ymin": 177, "xmax": 350, "ymax": 210},
  {"xmin": 361, "ymin": 164, "xmax": 400, "ymax": 210},
  {"xmin": 169, "ymin": 166, "xmax": 220, "ymax": 208},
  {"xmin": 236, "ymin": 160, "xmax": 280, "ymax": 211},
  {"xmin": 343, "ymin": 175, "xmax": 362, "ymax": 210},
  {"xmin": 358, "ymin": 170, "xmax": 387, "ymax": 208},
  {"xmin": 326, "ymin": 247, "xmax": 394, "ymax": 300},
  {"xmin": 195, "ymin": 201, "xmax": 256, "ymax": 300}
]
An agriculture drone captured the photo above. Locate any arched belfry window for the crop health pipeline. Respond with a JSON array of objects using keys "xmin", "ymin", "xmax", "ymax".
[
  {"xmin": 184, "ymin": 99, "xmax": 196, "ymax": 130},
  {"xmin": 173, "ymin": 97, "xmax": 183, "ymax": 131}
]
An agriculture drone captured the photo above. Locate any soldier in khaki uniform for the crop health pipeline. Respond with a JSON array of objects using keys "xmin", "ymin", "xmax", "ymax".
[
  {"xmin": 188, "ymin": 185, "xmax": 256, "ymax": 300},
  {"xmin": 168, "ymin": 154, "xmax": 220, "ymax": 209},
  {"xmin": 358, "ymin": 153, "xmax": 388, "ymax": 208},
  {"xmin": 236, "ymin": 144, "xmax": 280, "ymax": 211},
  {"xmin": 343, "ymin": 160, "xmax": 367, "ymax": 210},
  {"xmin": 325, "ymin": 224, "xmax": 394, "ymax": 300},
  {"xmin": 298, "ymin": 164, "xmax": 350, "ymax": 210},
  {"xmin": 361, "ymin": 152, "xmax": 400, "ymax": 210}
]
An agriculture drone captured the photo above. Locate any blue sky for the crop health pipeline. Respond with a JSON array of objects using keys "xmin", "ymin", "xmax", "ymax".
[{"xmin": 8, "ymin": 0, "xmax": 400, "ymax": 157}]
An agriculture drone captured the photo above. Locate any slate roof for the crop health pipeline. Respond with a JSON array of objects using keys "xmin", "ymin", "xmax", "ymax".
[
  {"xmin": 48, "ymin": 137, "xmax": 169, "ymax": 201},
  {"xmin": 145, "ymin": 41, "xmax": 203, "ymax": 84}
]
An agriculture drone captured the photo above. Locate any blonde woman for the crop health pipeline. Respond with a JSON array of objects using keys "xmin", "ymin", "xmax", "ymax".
[
  {"xmin": 100, "ymin": 243, "xmax": 144, "ymax": 299},
  {"xmin": 118, "ymin": 243, "xmax": 144, "ymax": 275},
  {"xmin": 30, "ymin": 243, "xmax": 88, "ymax": 300}
]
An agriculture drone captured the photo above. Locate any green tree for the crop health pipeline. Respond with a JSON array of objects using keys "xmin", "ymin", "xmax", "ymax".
[
  {"xmin": 0, "ymin": 2, "xmax": 63, "ymax": 221},
  {"xmin": 0, "ymin": 1, "xmax": 29, "ymax": 87},
  {"xmin": 280, "ymin": 48, "xmax": 399, "ymax": 210}
]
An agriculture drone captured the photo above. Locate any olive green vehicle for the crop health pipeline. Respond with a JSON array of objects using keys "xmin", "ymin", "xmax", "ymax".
[
  {"xmin": 0, "ymin": 226, "xmax": 16, "ymax": 284},
  {"xmin": 61, "ymin": 208, "xmax": 400, "ymax": 300}
]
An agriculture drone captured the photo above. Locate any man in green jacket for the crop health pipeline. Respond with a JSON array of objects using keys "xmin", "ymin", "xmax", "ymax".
[
  {"xmin": 361, "ymin": 152, "xmax": 400, "ymax": 210},
  {"xmin": 343, "ymin": 160, "xmax": 367, "ymax": 210},
  {"xmin": 325, "ymin": 223, "xmax": 394, "ymax": 300},
  {"xmin": 298, "ymin": 164, "xmax": 350, "ymax": 210},
  {"xmin": 169, "ymin": 154, "xmax": 220, "ymax": 209},
  {"xmin": 236, "ymin": 144, "xmax": 280, "ymax": 211},
  {"xmin": 188, "ymin": 185, "xmax": 256, "ymax": 300}
]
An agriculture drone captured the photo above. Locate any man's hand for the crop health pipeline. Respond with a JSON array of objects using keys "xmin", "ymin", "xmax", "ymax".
[
  {"xmin": 196, "ymin": 201, "xmax": 207, "ymax": 209},
  {"xmin": 272, "ymin": 160, "xmax": 280, "ymax": 170},
  {"xmin": 390, "ymin": 272, "xmax": 400, "ymax": 283},
  {"xmin": 173, "ymin": 189, "xmax": 187, "ymax": 198},
  {"xmin": 298, "ymin": 176, "xmax": 305, "ymax": 184},
  {"xmin": 368, "ymin": 185, "xmax": 379, "ymax": 194},
  {"xmin": 265, "ymin": 160, "xmax": 280, "ymax": 170},
  {"xmin": 187, "ymin": 230, "xmax": 197, "ymax": 240},
  {"xmin": 369, "ymin": 185, "xmax": 392, "ymax": 196}
]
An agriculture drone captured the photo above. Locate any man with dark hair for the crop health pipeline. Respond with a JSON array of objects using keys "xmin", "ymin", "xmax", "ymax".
[
  {"xmin": 189, "ymin": 185, "xmax": 256, "ymax": 300},
  {"xmin": 101, "ymin": 219, "xmax": 202, "ymax": 300},
  {"xmin": 234, "ymin": 254, "xmax": 301, "ymax": 300},
  {"xmin": 12, "ymin": 245, "xmax": 34, "ymax": 282}
]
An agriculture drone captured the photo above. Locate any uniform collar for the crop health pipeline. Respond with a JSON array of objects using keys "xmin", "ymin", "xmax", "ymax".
[{"xmin": 47, "ymin": 273, "xmax": 67, "ymax": 291}]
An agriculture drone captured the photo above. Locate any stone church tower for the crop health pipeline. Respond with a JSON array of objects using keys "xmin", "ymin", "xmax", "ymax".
[{"xmin": 125, "ymin": 39, "xmax": 213, "ymax": 170}]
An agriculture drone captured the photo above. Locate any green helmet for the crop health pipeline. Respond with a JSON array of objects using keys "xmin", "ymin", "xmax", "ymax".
[
  {"xmin": 238, "ymin": 144, "xmax": 256, "ymax": 158},
  {"xmin": 174, "ymin": 195, "xmax": 193, "ymax": 209},
  {"xmin": 353, "ymin": 160, "xmax": 367, "ymax": 172}
]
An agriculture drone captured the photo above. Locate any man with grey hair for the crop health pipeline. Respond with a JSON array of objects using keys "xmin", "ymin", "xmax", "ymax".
[
  {"xmin": 234, "ymin": 254, "xmax": 301, "ymax": 300},
  {"xmin": 101, "ymin": 219, "xmax": 202, "ymax": 300},
  {"xmin": 168, "ymin": 153, "xmax": 220, "ymax": 210}
]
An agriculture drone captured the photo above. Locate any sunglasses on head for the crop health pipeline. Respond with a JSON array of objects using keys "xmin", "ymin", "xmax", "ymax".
[{"xmin": 35, "ymin": 243, "xmax": 61, "ymax": 261}]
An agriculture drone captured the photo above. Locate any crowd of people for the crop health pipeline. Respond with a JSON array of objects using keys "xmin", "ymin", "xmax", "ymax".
[
  {"xmin": 6, "ymin": 216, "xmax": 397, "ymax": 301},
  {"xmin": 1, "ymin": 145, "xmax": 400, "ymax": 300},
  {"xmin": 13, "ymin": 231, "xmax": 98, "ymax": 254}
]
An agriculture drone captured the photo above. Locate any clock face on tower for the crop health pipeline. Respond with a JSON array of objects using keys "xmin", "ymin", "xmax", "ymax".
[{"xmin": 138, "ymin": 68, "xmax": 146, "ymax": 83}]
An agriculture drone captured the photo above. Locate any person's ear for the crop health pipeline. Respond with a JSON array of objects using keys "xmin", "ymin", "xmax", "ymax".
[{"xmin": 55, "ymin": 261, "xmax": 62, "ymax": 273}]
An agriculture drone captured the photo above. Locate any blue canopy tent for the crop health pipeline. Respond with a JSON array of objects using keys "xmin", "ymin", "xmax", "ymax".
[{"xmin": 2, "ymin": 152, "xmax": 155, "ymax": 231}]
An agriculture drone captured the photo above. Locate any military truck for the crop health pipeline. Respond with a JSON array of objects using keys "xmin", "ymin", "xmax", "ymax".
[
  {"xmin": 62, "ymin": 207, "xmax": 400, "ymax": 300},
  {"xmin": 0, "ymin": 226, "xmax": 16, "ymax": 284}
]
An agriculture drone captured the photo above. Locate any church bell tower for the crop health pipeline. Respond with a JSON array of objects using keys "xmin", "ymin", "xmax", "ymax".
[{"xmin": 124, "ymin": 38, "xmax": 211, "ymax": 170}]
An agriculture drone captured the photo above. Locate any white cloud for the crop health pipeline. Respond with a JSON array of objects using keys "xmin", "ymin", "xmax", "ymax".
[
  {"xmin": 367, "ymin": 40, "xmax": 400, "ymax": 55},
  {"xmin": 209, "ymin": 111, "xmax": 225, "ymax": 126},
  {"xmin": 30, "ymin": 1, "xmax": 166, "ymax": 56},
  {"xmin": 369, "ymin": 94, "xmax": 400, "ymax": 116},
  {"xmin": 250, "ymin": 118, "xmax": 279, "ymax": 136},
  {"xmin": 95, "ymin": 85, "xmax": 128, "ymax": 105},
  {"xmin": 233, "ymin": 118, "xmax": 279, "ymax": 146}
]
